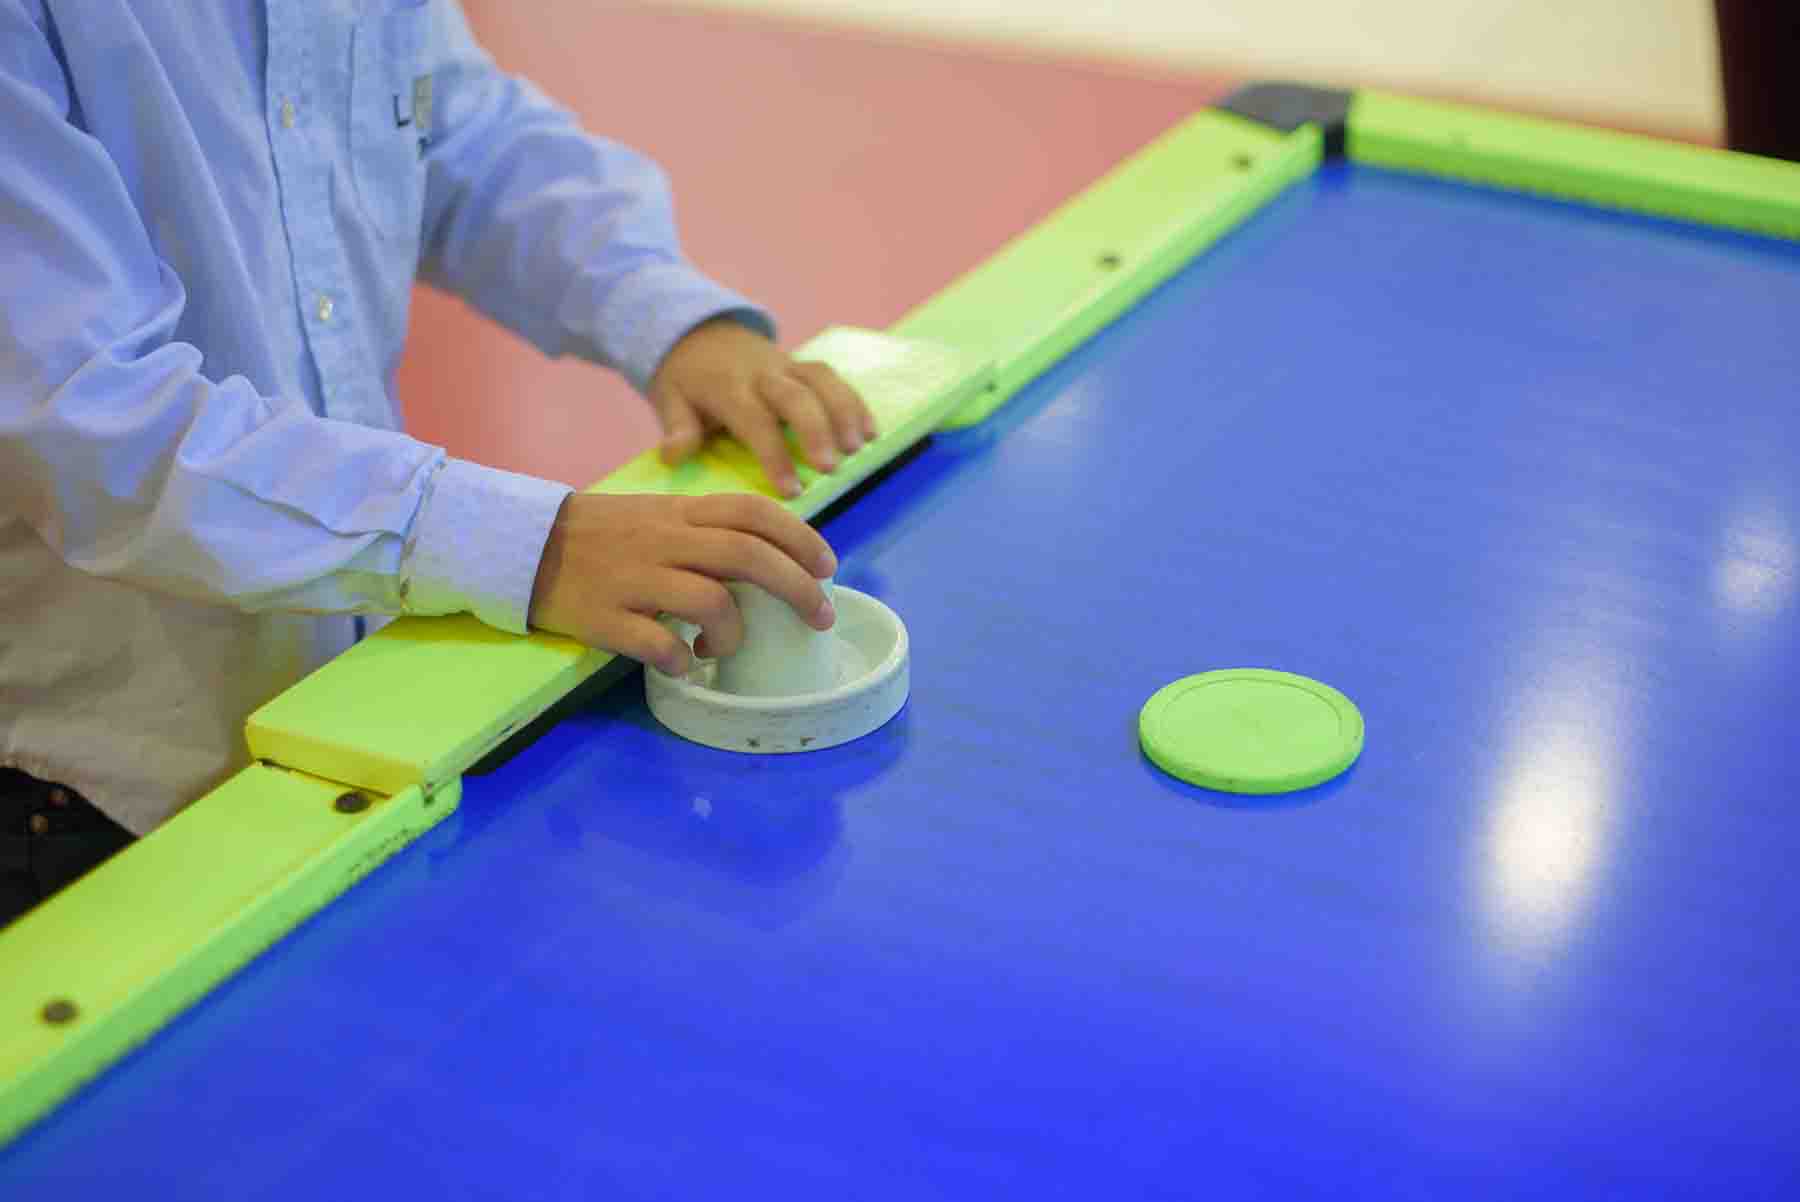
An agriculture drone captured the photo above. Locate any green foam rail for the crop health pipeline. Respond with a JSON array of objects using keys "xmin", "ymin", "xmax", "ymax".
[
  {"xmin": 0, "ymin": 768, "xmax": 458, "ymax": 1146},
  {"xmin": 1349, "ymin": 90, "xmax": 1800, "ymax": 241}
]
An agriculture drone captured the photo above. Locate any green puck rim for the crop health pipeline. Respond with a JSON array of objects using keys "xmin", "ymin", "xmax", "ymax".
[{"xmin": 1138, "ymin": 668, "xmax": 1364, "ymax": 794}]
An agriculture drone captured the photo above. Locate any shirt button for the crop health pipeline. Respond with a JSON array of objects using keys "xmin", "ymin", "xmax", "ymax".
[
  {"xmin": 281, "ymin": 99, "xmax": 296, "ymax": 129},
  {"xmin": 315, "ymin": 294, "xmax": 335, "ymax": 322},
  {"xmin": 28, "ymin": 813, "xmax": 50, "ymax": 836}
]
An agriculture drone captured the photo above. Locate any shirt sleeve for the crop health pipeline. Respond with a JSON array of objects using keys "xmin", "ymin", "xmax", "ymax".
[
  {"xmin": 0, "ymin": 5, "xmax": 568, "ymax": 635},
  {"xmin": 417, "ymin": 1, "xmax": 776, "ymax": 396}
]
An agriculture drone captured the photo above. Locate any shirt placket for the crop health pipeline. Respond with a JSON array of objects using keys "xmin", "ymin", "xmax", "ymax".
[{"xmin": 263, "ymin": 0, "xmax": 378, "ymax": 427}]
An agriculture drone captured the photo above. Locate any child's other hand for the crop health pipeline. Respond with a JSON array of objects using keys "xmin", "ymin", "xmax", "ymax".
[
  {"xmin": 649, "ymin": 318, "xmax": 879, "ymax": 498},
  {"xmin": 527, "ymin": 492, "xmax": 836, "ymax": 675}
]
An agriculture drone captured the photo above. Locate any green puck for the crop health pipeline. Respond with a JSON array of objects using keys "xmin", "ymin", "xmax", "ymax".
[{"xmin": 1139, "ymin": 669, "xmax": 1363, "ymax": 794}]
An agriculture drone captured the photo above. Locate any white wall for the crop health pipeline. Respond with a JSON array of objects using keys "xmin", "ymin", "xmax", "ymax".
[{"xmin": 669, "ymin": 0, "xmax": 1724, "ymax": 141}]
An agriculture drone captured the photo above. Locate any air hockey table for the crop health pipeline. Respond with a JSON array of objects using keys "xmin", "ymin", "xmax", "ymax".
[{"xmin": 6, "ymin": 86, "xmax": 1800, "ymax": 1200}]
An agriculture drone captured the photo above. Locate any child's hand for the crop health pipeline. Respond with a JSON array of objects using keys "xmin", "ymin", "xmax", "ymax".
[
  {"xmin": 649, "ymin": 318, "xmax": 879, "ymax": 498},
  {"xmin": 527, "ymin": 491, "xmax": 836, "ymax": 675}
]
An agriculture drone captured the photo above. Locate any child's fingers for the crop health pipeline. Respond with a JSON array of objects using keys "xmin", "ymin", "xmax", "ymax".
[
  {"xmin": 647, "ymin": 569, "xmax": 745, "ymax": 660},
  {"xmin": 682, "ymin": 493, "xmax": 837, "ymax": 580},
  {"xmin": 757, "ymin": 371, "xmax": 839, "ymax": 474},
  {"xmin": 671, "ymin": 525, "xmax": 833, "ymax": 631},
  {"xmin": 707, "ymin": 384, "xmax": 802, "ymax": 498},
  {"xmin": 590, "ymin": 609, "xmax": 693, "ymax": 677},
  {"xmin": 793, "ymin": 360, "xmax": 877, "ymax": 446},
  {"xmin": 652, "ymin": 384, "xmax": 706, "ymax": 465}
]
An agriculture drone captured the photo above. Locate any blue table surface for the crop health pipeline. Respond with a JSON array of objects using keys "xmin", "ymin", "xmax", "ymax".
[{"xmin": 9, "ymin": 162, "xmax": 1800, "ymax": 1201}]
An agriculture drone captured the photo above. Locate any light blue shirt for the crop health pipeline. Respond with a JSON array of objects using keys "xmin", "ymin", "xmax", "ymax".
[{"xmin": 0, "ymin": 0, "xmax": 772, "ymax": 831}]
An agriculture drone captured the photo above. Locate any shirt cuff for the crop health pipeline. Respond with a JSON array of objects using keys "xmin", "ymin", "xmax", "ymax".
[
  {"xmin": 585, "ymin": 261, "xmax": 776, "ymax": 394},
  {"xmin": 400, "ymin": 458, "xmax": 572, "ymax": 634}
]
